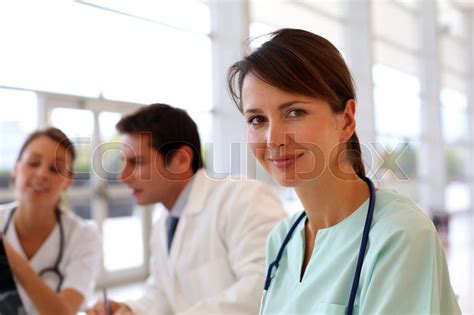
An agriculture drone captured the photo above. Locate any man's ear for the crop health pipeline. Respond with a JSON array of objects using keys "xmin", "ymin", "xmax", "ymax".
[
  {"xmin": 340, "ymin": 99, "xmax": 356, "ymax": 142},
  {"xmin": 168, "ymin": 146, "xmax": 193, "ymax": 175}
]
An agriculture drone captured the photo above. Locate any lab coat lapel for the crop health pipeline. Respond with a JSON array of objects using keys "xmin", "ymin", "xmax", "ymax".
[{"xmin": 168, "ymin": 170, "xmax": 212, "ymax": 262}]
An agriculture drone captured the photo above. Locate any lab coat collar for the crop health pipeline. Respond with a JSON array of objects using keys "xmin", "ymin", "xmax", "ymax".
[
  {"xmin": 168, "ymin": 176, "xmax": 194, "ymax": 218},
  {"xmin": 180, "ymin": 168, "xmax": 212, "ymax": 216}
]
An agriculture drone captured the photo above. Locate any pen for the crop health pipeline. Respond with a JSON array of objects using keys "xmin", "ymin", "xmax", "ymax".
[{"xmin": 103, "ymin": 288, "xmax": 111, "ymax": 315}]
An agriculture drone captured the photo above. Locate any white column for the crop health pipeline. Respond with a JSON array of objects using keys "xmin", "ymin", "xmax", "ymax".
[
  {"xmin": 467, "ymin": 10, "xmax": 474, "ymax": 313},
  {"xmin": 344, "ymin": 0, "xmax": 376, "ymax": 174},
  {"xmin": 36, "ymin": 93, "xmax": 47, "ymax": 127},
  {"xmin": 418, "ymin": 0, "xmax": 446, "ymax": 211},
  {"xmin": 209, "ymin": 0, "xmax": 254, "ymax": 179}
]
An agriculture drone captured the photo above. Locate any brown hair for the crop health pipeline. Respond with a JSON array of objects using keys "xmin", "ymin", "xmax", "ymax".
[
  {"xmin": 227, "ymin": 28, "xmax": 365, "ymax": 178},
  {"xmin": 17, "ymin": 127, "xmax": 76, "ymax": 174},
  {"xmin": 116, "ymin": 103, "xmax": 204, "ymax": 174}
]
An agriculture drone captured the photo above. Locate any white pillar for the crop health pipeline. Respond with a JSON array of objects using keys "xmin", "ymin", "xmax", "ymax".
[
  {"xmin": 209, "ymin": 0, "xmax": 254, "ymax": 179},
  {"xmin": 467, "ymin": 10, "xmax": 474, "ymax": 313},
  {"xmin": 344, "ymin": 0, "xmax": 376, "ymax": 174},
  {"xmin": 418, "ymin": 0, "xmax": 446, "ymax": 211},
  {"xmin": 36, "ymin": 93, "xmax": 47, "ymax": 127}
]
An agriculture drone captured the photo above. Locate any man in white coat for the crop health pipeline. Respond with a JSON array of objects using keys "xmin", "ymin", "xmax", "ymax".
[{"xmin": 88, "ymin": 104, "xmax": 286, "ymax": 315}]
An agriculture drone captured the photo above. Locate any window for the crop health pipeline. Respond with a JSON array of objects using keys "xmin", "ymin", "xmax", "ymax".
[
  {"xmin": 372, "ymin": 64, "xmax": 421, "ymax": 201},
  {"xmin": 51, "ymin": 108, "xmax": 94, "ymax": 188},
  {"xmin": 0, "ymin": 1, "xmax": 213, "ymax": 111},
  {"xmin": 0, "ymin": 88, "xmax": 37, "ymax": 197},
  {"xmin": 441, "ymin": 89, "xmax": 470, "ymax": 213},
  {"xmin": 0, "ymin": 0, "xmax": 213, "ymax": 286},
  {"xmin": 249, "ymin": 0, "xmax": 346, "ymax": 51}
]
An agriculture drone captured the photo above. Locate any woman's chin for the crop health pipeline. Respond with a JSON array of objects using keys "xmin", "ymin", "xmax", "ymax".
[{"xmin": 272, "ymin": 175, "xmax": 300, "ymax": 187}]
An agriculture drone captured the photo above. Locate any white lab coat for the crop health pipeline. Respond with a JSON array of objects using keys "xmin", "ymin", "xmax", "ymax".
[
  {"xmin": 0, "ymin": 202, "xmax": 101, "ymax": 314},
  {"xmin": 126, "ymin": 170, "xmax": 287, "ymax": 315}
]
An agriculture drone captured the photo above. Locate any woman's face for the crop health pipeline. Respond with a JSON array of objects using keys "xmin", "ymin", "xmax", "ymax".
[
  {"xmin": 241, "ymin": 73, "xmax": 350, "ymax": 187},
  {"xmin": 13, "ymin": 136, "xmax": 73, "ymax": 207}
]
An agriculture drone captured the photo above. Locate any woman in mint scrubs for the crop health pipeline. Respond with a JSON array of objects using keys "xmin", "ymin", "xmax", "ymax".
[{"xmin": 227, "ymin": 28, "xmax": 461, "ymax": 314}]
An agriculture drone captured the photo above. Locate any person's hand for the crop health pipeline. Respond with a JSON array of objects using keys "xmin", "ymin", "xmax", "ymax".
[
  {"xmin": 1, "ymin": 237, "xmax": 21, "ymax": 273},
  {"xmin": 86, "ymin": 299, "xmax": 134, "ymax": 315}
]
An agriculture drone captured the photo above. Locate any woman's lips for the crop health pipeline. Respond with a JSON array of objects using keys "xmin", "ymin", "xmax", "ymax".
[
  {"xmin": 269, "ymin": 153, "xmax": 304, "ymax": 169},
  {"xmin": 29, "ymin": 183, "xmax": 48, "ymax": 193},
  {"xmin": 132, "ymin": 189, "xmax": 143, "ymax": 196}
]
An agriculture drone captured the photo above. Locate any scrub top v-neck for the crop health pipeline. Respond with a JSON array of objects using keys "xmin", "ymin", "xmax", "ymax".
[
  {"xmin": 0, "ymin": 203, "xmax": 102, "ymax": 315},
  {"xmin": 261, "ymin": 189, "xmax": 461, "ymax": 315}
]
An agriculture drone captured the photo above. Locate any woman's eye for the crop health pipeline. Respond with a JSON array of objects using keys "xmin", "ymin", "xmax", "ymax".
[
  {"xmin": 49, "ymin": 166, "xmax": 61, "ymax": 174},
  {"xmin": 247, "ymin": 116, "xmax": 266, "ymax": 125},
  {"xmin": 287, "ymin": 109, "xmax": 305, "ymax": 117},
  {"xmin": 27, "ymin": 161, "xmax": 40, "ymax": 167}
]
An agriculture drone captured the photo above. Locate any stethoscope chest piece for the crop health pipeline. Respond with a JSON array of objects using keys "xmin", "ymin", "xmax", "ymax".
[{"xmin": 3, "ymin": 207, "xmax": 66, "ymax": 292}]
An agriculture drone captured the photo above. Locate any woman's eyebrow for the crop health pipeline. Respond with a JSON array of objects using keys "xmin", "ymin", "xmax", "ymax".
[
  {"xmin": 277, "ymin": 101, "xmax": 311, "ymax": 111},
  {"xmin": 244, "ymin": 100, "xmax": 311, "ymax": 114},
  {"xmin": 27, "ymin": 152, "xmax": 42, "ymax": 158},
  {"xmin": 243, "ymin": 107, "xmax": 262, "ymax": 114}
]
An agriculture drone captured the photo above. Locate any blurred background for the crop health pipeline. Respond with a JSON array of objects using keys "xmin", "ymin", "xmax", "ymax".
[{"xmin": 0, "ymin": 0, "xmax": 472, "ymax": 312}]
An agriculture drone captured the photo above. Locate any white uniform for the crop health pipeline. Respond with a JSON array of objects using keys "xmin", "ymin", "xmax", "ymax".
[
  {"xmin": 126, "ymin": 169, "xmax": 287, "ymax": 315},
  {"xmin": 0, "ymin": 202, "xmax": 102, "ymax": 315}
]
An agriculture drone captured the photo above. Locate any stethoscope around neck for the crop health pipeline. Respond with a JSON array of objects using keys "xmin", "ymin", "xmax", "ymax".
[
  {"xmin": 2, "ymin": 206, "xmax": 65, "ymax": 292},
  {"xmin": 261, "ymin": 176, "xmax": 376, "ymax": 315}
]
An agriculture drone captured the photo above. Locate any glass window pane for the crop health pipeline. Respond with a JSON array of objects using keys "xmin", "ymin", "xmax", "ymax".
[
  {"xmin": 445, "ymin": 181, "xmax": 470, "ymax": 213},
  {"xmin": 372, "ymin": 1, "xmax": 419, "ymax": 51},
  {"xmin": 441, "ymin": 88, "xmax": 468, "ymax": 144},
  {"xmin": 392, "ymin": 0, "xmax": 418, "ymax": 11},
  {"xmin": 373, "ymin": 41, "xmax": 419, "ymax": 77},
  {"xmin": 0, "ymin": 88, "xmax": 38, "ymax": 189},
  {"xmin": 0, "ymin": 1, "xmax": 213, "ymax": 112},
  {"xmin": 0, "ymin": 2, "xmax": 103, "ymax": 97},
  {"xmin": 101, "ymin": 26, "xmax": 212, "ymax": 111},
  {"xmin": 249, "ymin": 22, "xmax": 275, "ymax": 49},
  {"xmin": 50, "ymin": 108, "xmax": 94, "ymax": 187},
  {"xmin": 99, "ymin": 112, "xmax": 123, "ymax": 184},
  {"xmin": 373, "ymin": 64, "xmax": 421, "ymax": 139},
  {"xmin": 250, "ymin": 1, "xmax": 345, "ymax": 50},
  {"xmin": 444, "ymin": 145, "xmax": 470, "ymax": 213},
  {"xmin": 103, "ymin": 205, "xmax": 144, "ymax": 271},
  {"xmin": 69, "ymin": 195, "xmax": 92, "ymax": 220},
  {"xmin": 440, "ymin": 35, "xmax": 468, "ymax": 75},
  {"xmin": 99, "ymin": 110, "xmax": 144, "ymax": 271},
  {"xmin": 437, "ymin": 0, "xmax": 468, "ymax": 39},
  {"xmin": 80, "ymin": 0, "xmax": 211, "ymax": 34},
  {"xmin": 375, "ymin": 136, "xmax": 420, "ymax": 202}
]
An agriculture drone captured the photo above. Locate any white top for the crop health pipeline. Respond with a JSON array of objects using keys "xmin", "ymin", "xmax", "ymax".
[
  {"xmin": 126, "ymin": 169, "xmax": 287, "ymax": 315},
  {"xmin": 0, "ymin": 202, "xmax": 102, "ymax": 315}
]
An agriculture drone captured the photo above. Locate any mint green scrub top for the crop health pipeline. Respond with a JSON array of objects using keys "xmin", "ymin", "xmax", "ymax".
[{"xmin": 261, "ymin": 189, "xmax": 461, "ymax": 315}]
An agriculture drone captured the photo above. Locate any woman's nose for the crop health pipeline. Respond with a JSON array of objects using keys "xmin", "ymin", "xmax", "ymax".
[
  {"xmin": 35, "ymin": 165, "xmax": 49, "ymax": 179},
  {"xmin": 266, "ymin": 122, "xmax": 287, "ymax": 149}
]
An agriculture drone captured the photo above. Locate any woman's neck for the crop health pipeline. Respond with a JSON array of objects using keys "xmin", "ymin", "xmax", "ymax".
[
  {"xmin": 14, "ymin": 202, "xmax": 57, "ymax": 240},
  {"xmin": 294, "ymin": 169, "xmax": 370, "ymax": 233}
]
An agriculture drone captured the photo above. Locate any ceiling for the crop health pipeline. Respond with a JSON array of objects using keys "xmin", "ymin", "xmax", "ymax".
[{"xmin": 451, "ymin": 0, "xmax": 474, "ymax": 10}]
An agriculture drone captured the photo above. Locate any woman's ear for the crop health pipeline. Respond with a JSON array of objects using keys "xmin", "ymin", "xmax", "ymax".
[
  {"xmin": 63, "ymin": 173, "xmax": 74, "ymax": 191},
  {"xmin": 340, "ymin": 99, "xmax": 356, "ymax": 142}
]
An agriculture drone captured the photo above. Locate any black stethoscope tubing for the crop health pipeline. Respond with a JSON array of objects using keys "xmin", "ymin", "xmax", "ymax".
[
  {"xmin": 2, "ymin": 207, "xmax": 65, "ymax": 292},
  {"xmin": 262, "ymin": 176, "xmax": 376, "ymax": 315}
]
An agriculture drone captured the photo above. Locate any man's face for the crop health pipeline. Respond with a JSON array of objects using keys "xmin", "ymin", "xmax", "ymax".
[{"xmin": 118, "ymin": 133, "xmax": 176, "ymax": 206}]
